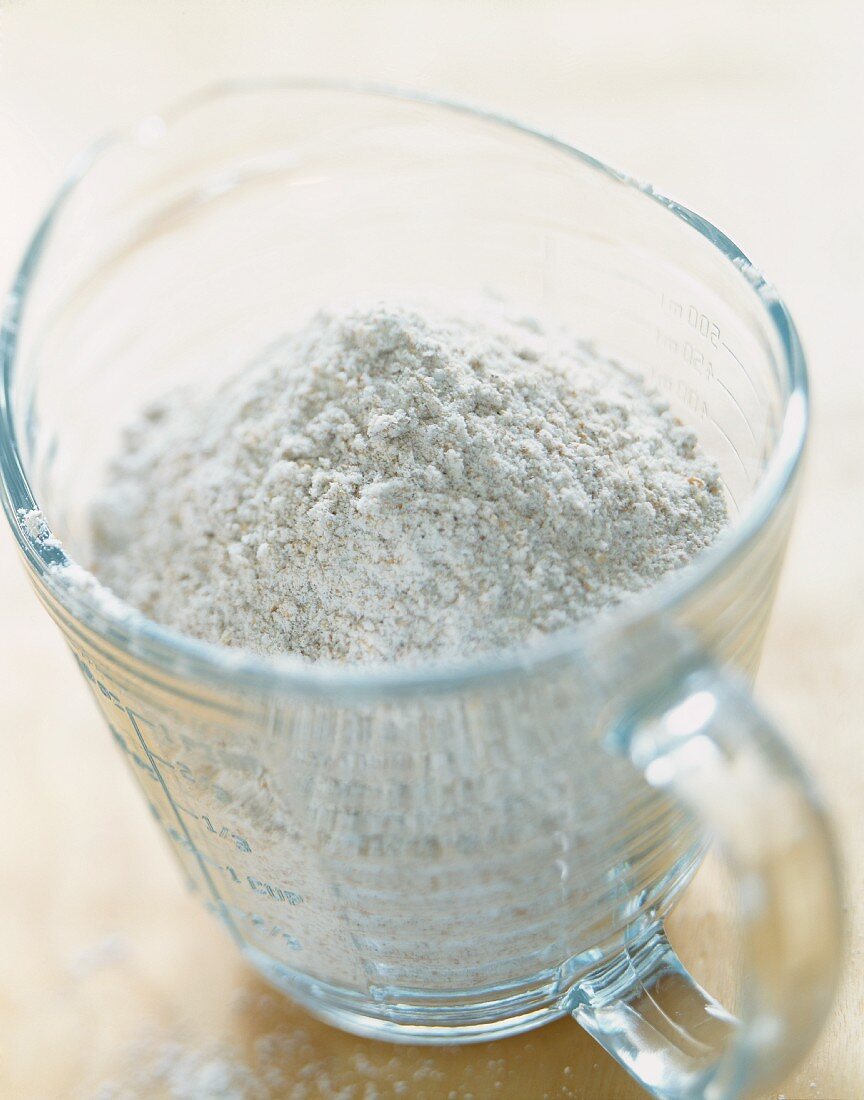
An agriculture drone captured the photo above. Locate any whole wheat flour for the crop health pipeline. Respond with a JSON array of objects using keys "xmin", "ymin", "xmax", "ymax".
[
  {"xmin": 72, "ymin": 301, "xmax": 729, "ymax": 1029},
  {"xmin": 89, "ymin": 302, "xmax": 726, "ymax": 661}
]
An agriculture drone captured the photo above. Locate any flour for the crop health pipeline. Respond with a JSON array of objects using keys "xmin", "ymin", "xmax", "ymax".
[
  {"xmin": 89, "ymin": 302, "xmax": 726, "ymax": 663},
  {"xmin": 75, "ymin": 300, "xmax": 727, "ymax": 1060},
  {"xmin": 85, "ymin": 1007, "xmax": 572, "ymax": 1100}
]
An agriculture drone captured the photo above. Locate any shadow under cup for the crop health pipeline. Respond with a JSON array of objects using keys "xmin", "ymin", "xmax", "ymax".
[{"xmin": 0, "ymin": 82, "xmax": 838, "ymax": 1099}]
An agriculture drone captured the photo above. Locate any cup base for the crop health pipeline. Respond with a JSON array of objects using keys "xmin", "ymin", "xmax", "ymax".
[{"xmin": 244, "ymin": 945, "xmax": 574, "ymax": 1045}]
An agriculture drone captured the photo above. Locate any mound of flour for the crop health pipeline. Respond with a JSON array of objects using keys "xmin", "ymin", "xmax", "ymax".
[{"xmin": 90, "ymin": 303, "xmax": 726, "ymax": 662}]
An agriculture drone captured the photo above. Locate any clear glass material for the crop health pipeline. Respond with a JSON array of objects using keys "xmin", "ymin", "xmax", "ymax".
[{"xmin": 0, "ymin": 82, "xmax": 842, "ymax": 1100}]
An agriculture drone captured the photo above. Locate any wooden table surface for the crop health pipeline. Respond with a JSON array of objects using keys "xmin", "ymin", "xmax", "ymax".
[{"xmin": 1, "ymin": 2, "xmax": 862, "ymax": 1097}]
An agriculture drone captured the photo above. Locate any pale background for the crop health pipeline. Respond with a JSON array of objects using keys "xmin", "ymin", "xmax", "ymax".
[{"xmin": 0, "ymin": 2, "xmax": 862, "ymax": 1098}]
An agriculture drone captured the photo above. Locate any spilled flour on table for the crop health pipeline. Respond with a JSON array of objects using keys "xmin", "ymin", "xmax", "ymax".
[{"xmin": 83, "ymin": 993, "xmax": 591, "ymax": 1099}]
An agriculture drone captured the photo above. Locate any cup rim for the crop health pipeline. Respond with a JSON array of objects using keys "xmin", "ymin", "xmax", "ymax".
[{"xmin": 0, "ymin": 77, "xmax": 809, "ymax": 697}]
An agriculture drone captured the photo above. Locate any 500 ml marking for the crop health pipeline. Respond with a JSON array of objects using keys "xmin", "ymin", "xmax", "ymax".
[{"xmin": 660, "ymin": 292, "xmax": 721, "ymax": 347}]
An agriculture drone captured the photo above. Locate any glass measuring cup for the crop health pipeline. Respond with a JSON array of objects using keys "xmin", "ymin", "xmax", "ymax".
[{"xmin": 0, "ymin": 82, "xmax": 842, "ymax": 1100}]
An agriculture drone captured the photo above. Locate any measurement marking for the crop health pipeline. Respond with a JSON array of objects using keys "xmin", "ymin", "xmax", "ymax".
[
  {"xmin": 127, "ymin": 709, "xmax": 244, "ymax": 948},
  {"xmin": 720, "ymin": 477, "xmax": 740, "ymax": 515},
  {"xmin": 715, "ymin": 376, "xmax": 757, "ymax": 445},
  {"xmin": 721, "ymin": 339, "xmax": 744, "ymax": 368},
  {"xmin": 721, "ymin": 339, "xmax": 763, "ymax": 406},
  {"xmin": 708, "ymin": 414, "xmax": 749, "ymax": 478}
]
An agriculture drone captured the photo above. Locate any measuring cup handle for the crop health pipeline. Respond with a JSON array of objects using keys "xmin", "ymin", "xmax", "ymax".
[{"xmin": 569, "ymin": 665, "xmax": 843, "ymax": 1100}]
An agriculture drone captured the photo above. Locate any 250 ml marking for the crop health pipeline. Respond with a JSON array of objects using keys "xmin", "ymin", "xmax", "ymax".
[{"xmin": 656, "ymin": 329, "xmax": 716, "ymax": 382}]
